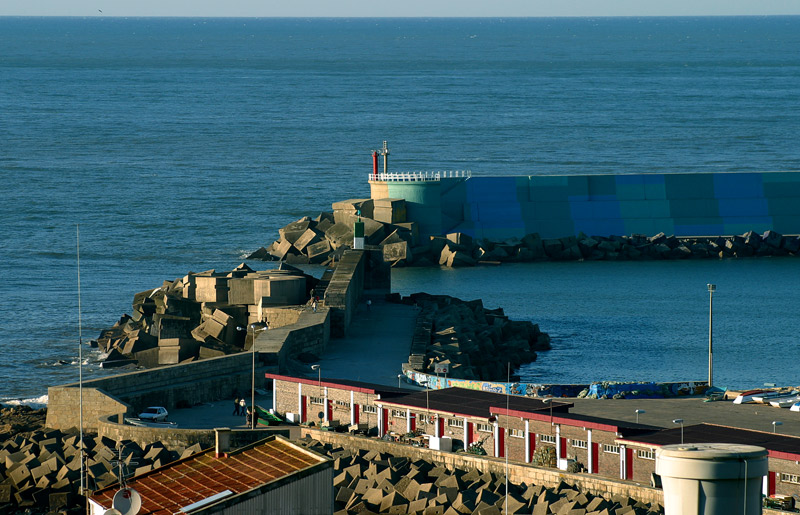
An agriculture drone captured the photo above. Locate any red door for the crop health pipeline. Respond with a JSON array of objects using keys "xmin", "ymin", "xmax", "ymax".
[
  {"xmin": 529, "ymin": 432, "xmax": 536, "ymax": 462},
  {"xmin": 438, "ymin": 417, "xmax": 445, "ymax": 438},
  {"xmin": 354, "ymin": 405, "xmax": 360, "ymax": 424},
  {"xmin": 560, "ymin": 437, "xmax": 567, "ymax": 459},
  {"xmin": 382, "ymin": 408, "xmax": 389, "ymax": 436},
  {"xmin": 625, "ymin": 448, "xmax": 634, "ymax": 480},
  {"xmin": 497, "ymin": 428, "xmax": 505, "ymax": 458},
  {"xmin": 768, "ymin": 471, "xmax": 776, "ymax": 496},
  {"xmin": 591, "ymin": 442, "xmax": 599, "ymax": 474},
  {"xmin": 300, "ymin": 395, "xmax": 307, "ymax": 423},
  {"xmin": 327, "ymin": 399, "xmax": 333, "ymax": 421},
  {"xmin": 411, "ymin": 414, "xmax": 416, "ymax": 432},
  {"xmin": 466, "ymin": 422, "xmax": 473, "ymax": 446}
]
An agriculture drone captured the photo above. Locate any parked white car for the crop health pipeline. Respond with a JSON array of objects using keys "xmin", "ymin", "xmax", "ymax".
[{"xmin": 138, "ymin": 406, "xmax": 168, "ymax": 422}]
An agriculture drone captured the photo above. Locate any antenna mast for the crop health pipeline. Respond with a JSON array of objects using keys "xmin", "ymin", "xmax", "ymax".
[{"xmin": 77, "ymin": 225, "xmax": 85, "ymax": 497}]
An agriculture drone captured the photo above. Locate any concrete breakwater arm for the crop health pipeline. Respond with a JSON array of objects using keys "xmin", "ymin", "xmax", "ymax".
[
  {"xmin": 254, "ymin": 196, "xmax": 800, "ymax": 269},
  {"xmin": 399, "ymin": 292, "xmax": 551, "ymax": 382}
]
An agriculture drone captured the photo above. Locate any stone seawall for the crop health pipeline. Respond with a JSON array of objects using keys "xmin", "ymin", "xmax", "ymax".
[
  {"xmin": 300, "ymin": 427, "xmax": 664, "ymax": 506},
  {"xmin": 258, "ymin": 308, "xmax": 330, "ymax": 370},
  {"xmin": 324, "ymin": 250, "xmax": 366, "ymax": 337},
  {"xmin": 96, "ymin": 414, "xmax": 290, "ymax": 451},
  {"xmin": 46, "ymin": 352, "xmax": 258, "ymax": 431}
]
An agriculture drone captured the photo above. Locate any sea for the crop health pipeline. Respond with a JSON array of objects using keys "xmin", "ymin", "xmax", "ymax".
[{"xmin": 2, "ymin": 16, "xmax": 799, "ymax": 405}]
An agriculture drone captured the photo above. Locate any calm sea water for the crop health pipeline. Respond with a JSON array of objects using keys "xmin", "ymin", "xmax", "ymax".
[{"xmin": 2, "ymin": 16, "xmax": 799, "ymax": 403}]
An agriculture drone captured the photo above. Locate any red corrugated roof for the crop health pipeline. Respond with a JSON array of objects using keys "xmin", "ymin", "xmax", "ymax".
[{"xmin": 90, "ymin": 436, "xmax": 328, "ymax": 515}]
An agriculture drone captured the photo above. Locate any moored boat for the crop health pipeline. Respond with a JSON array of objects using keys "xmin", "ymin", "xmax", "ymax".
[
  {"xmin": 733, "ymin": 390, "xmax": 767, "ymax": 404},
  {"xmin": 769, "ymin": 394, "xmax": 800, "ymax": 408}
]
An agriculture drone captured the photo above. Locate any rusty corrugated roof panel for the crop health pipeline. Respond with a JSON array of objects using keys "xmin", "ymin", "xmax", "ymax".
[{"xmin": 90, "ymin": 436, "xmax": 328, "ymax": 515}]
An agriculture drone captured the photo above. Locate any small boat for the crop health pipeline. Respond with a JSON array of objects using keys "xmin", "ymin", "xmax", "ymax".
[
  {"xmin": 733, "ymin": 390, "xmax": 767, "ymax": 404},
  {"xmin": 769, "ymin": 395, "xmax": 800, "ymax": 408},
  {"xmin": 255, "ymin": 405, "xmax": 285, "ymax": 426},
  {"xmin": 751, "ymin": 391, "xmax": 789, "ymax": 404},
  {"xmin": 125, "ymin": 417, "xmax": 179, "ymax": 428},
  {"xmin": 790, "ymin": 401, "xmax": 800, "ymax": 412}
]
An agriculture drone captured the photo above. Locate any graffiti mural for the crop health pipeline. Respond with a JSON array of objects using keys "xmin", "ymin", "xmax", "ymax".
[{"xmin": 402, "ymin": 369, "xmax": 708, "ymax": 400}]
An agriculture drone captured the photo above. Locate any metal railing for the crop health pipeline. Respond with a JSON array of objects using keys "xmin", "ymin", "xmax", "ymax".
[{"xmin": 368, "ymin": 170, "xmax": 471, "ymax": 182}]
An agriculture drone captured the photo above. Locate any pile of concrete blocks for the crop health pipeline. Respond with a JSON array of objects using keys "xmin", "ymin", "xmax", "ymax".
[
  {"xmin": 298, "ymin": 438, "xmax": 663, "ymax": 515},
  {"xmin": 400, "ymin": 293, "xmax": 550, "ymax": 381},
  {"xmin": 0, "ymin": 427, "xmax": 200, "ymax": 513},
  {"xmin": 94, "ymin": 263, "xmax": 317, "ymax": 369},
  {"xmin": 251, "ymin": 198, "xmax": 417, "ymax": 267},
  {"xmin": 254, "ymin": 198, "xmax": 800, "ymax": 268},
  {"xmin": 433, "ymin": 229, "xmax": 800, "ymax": 267}
]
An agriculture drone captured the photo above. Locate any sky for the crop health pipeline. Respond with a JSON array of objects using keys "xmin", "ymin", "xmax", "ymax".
[{"xmin": 4, "ymin": 0, "xmax": 800, "ymax": 17}]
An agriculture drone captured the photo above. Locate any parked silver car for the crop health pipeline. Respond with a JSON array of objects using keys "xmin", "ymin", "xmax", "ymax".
[{"xmin": 138, "ymin": 406, "xmax": 168, "ymax": 422}]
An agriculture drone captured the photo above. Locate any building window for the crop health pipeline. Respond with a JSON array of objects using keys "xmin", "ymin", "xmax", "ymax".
[
  {"xmin": 391, "ymin": 409, "xmax": 406, "ymax": 418},
  {"xmin": 540, "ymin": 434, "xmax": 556, "ymax": 444},
  {"xmin": 477, "ymin": 423, "xmax": 493, "ymax": 433},
  {"xmin": 636, "ymin": 449, "xmax": 655, "ymax": 460},
  {"xmin": 604, "ymin": 444, "xmax": 620, "ymax": 454},
  {"xmin": 448, "ymin": 418, "xmax": 464, "ymax": 428},
  {"xmin": 309, "ymin": 396, "xmax": 324, "ymax": 405},
  {"xmin": 781, "ymin": 473, "xmax": 800, "ymax": 484},
  {"xmin": 510, "ymin": 428, "xmax": 524, "ymax": 438},
  {"xmin": 571, "ymin": 439, "xmax": 587, "ymax": 449},
  {"xmin": 362, "ymin": 405, "xmax": 377, "ymax": 414},
  {"xmin": 335, "ymin": 400, "xmax": 350, "ymax": 409}
]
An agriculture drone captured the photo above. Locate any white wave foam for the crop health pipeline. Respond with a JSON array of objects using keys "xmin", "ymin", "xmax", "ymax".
[{"xmin": 2, "ymin": 394, "xmax": 48, "ymax": 409}]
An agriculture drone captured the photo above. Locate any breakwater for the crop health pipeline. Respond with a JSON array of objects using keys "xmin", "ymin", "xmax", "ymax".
[
  {"xmin": 256, "ymin": 197, "xmax": 800, "ymax": 269},
  {"xmin": 399, "ymin": 292, "xmax": 550, "ymax": 381},
  {"xmin": 370, "ymin": 171, "xmax": 800, "ymax": 241}
]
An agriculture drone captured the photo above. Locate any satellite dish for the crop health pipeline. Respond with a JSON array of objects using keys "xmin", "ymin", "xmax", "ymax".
[
  {"xmin": 112, "ymin": 488, "xmax": 142, "ymax": 515},
  {"xmin": 104, "ymin": 510, "xmax": 122, "ymax": 515}
]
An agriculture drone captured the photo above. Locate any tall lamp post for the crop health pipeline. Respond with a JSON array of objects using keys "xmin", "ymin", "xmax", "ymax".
[
  {"xmin": 707, "ymin": 284, "xmax": 716, "ymax": 388},
  {"xmin": 397, "ymin": 374, "xmax": 404, "ymax": 388},
  {"xmin": 420, "ymin": 381, "xmax": 430, "ymax": 433},
  {"xmin": 773, "ymin": 421, "xmax": 783, "ymax": 434},
  {"xmin": 237, "ymin": 323, "xmax": 268, "ymax": 429},
  {"xmin": 311, "ymin": 364, "xmax": 322, "ymax": 425},
  {"xmin": 635, "ymin": 409, "xmax": 645, "ymax": 424},
  {"xmin": 673, "ymin": 419, "xmax": 684, "ymax": 444},
  {"xmin": 542, "ymin": 398, "xmax": 553, "ymax": 432}
]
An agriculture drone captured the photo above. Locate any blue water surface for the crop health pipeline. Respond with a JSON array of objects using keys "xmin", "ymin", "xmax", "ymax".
[{"xmin": 1, "ymin": 16, "xmax": 799, "ymax": 400}]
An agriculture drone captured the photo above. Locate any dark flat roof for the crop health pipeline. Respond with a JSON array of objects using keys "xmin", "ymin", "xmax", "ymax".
[
  {"xmin": 621, "ymin": 423, "xmax": 800, "ymax": 459},
  {"xmin": 267, "ymin": 373, "xmax": 406, "ymax": 397},
  {"xmin": 378, "ymin": 387, "xmax": 573, "ymax": 419}
]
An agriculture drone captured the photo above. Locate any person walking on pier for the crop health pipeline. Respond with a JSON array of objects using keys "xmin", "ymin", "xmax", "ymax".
[
  {"xmin": 232, "ymin": 396, "xmax": 240, "ymax": 416},
  {"xmin": 239, "ymin": 398, "xmax": 246, "ymax": 418}
]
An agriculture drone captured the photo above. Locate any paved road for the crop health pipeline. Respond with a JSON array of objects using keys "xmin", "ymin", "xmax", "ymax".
[{"xmin": 312, "ymin": 297, "xmax": 418, "ymax": 387}]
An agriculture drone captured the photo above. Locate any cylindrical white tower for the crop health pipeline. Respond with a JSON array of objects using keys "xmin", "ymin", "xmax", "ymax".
[{"xmin": 656, "ymin": 443, "xmax": 767, "ymax": 515}]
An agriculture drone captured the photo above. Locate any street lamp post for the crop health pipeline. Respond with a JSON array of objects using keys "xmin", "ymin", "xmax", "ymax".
[
  {"xmin": 707, "ymin": 284, "xmax": 716, "ymax": 388},
  {"xmin": 397, "ymin": 374, "xmax": 404, "ymax": 388},
  {"xmin": 773, "ymin": 421, "xmax": 783, "ymax": 433},
  {"xmin": 635, "ymin": 409, "xmax": 645, "ymax": 424},
  {"xmin": 542, "ymin": 398, "xmax": 553, "ymax": 432},
  {"xmin": 420, "ymin": 381, "xmax": 430, "ymax": 433},
  {"xmin": 237, "ymin": 323, "xmax": 267, "ymax": 429},
  {"xmin": 311, "ymin": 364, "xmax": 322, "ymax": 423},
  {"xmin": 673, "ymin": 419, "xmax": 684, "ymax": 444}
]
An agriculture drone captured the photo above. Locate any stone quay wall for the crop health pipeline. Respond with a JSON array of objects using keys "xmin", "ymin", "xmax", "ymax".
[
  {"xmin": 300, "ymin": 427, "xmax": 664, "ymax": 506},
  {"xmin": 96, "ymin": 414, "xmax": 290, "ymax": 451},
  {"xmin": 324, "ymin": 250, "xmax": 366, "ymax": 337},
  {"xmin": 46, "ymin": 352, "xmax": 258, "ymax": 431},
  {"xmin": 258, "ymin": 308, "xmax": 330, "ymax": 370}
]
